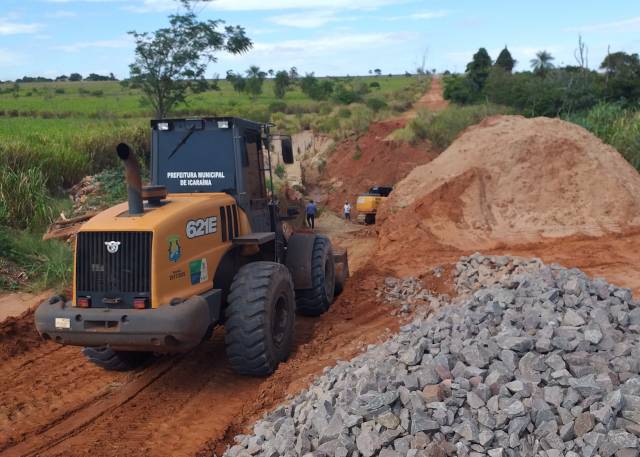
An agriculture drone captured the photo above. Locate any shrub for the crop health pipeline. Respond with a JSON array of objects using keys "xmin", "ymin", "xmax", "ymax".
[
  {"xmin": 55, "ymin": 88, "xmax": 65, "ymax": 94},
  {"xmin": 316, "ymin": 116, "xmax": 340, "ymax": 134},
  {"xmin": 0, "ymin": 167, "xmax": 55, "ymax": 229},
  {"xmin": 443, "ymin": 75, "xmax": 478, "ymax": 104},
  {"xmin": 566, "ymin": 103, "xmax": 640, "ymax": 169},
  {"xmin": 366, "ymin": 97, "xmax": 388, "ymax": 112},
  {"xmin": 274, "ymin": 163, "xmax": 286, "ymax": 179},
  {"xmin": 318, "ymin": 103, "xmax": 333, "ymax": 116},
  {"xmin": 268, "ymin": 101, "xmax": 287, "ymax": 113},
  {"xmin": 0, "ymin": 227, "xmax": 72, "ymax": 290},
  {"xmin": 338, "ymin": 108, "xmax": 352, "ymax": 118},
  {"xmin": 333, "ymin": 84, "xmax": 361, "ymax": 104},
  {"xmin": 369, "ymin": 81, "xmax": 381, "ymax": 89},
  {"xmin": 352, "ymin": 143, "xmax": 362, "ymax": 160},
  {"xmin": 91, "ymin": 90, "xmax": 104, "ymax": 97},
  {"xmin": 420, "ymin": 104, "xmax": 511, "ymax": 148}
]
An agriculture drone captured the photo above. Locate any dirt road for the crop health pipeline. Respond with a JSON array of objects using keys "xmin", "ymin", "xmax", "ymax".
[
  {"xmin": 0, "ymin": 214, "xmax": 391, "ymax": 457},
  {"xmin": 404, "ymin": 77, "xmax": 449, "ymax": 119},
  {"xmin": 4, "ymin": 80, "xmax": 640, "ymax": 457}
]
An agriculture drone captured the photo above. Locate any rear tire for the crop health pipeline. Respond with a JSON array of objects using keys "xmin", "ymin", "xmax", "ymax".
[
  {"xmin": 334, "ymin": 259, "xmax": 349, "ymax": 296},
  {"xmin": 224, "ymin": 262, "xmax": 295, "ymax": 376},
  {"xmin": 295, "ymin": 236, "xmax": 336, "ymax": 316},
  {"xmin": 82, "ymin": 346, "xmax": 151, "ymax": 371},
  {"xmin": 364, "ymin": 213, "xmax": 376, "ymax": 225}
]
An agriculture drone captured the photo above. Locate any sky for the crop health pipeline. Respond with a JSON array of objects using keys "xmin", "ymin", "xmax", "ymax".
[{"xmin": 0, "ymin": 0, "xmax": 639, "ymax": 80}]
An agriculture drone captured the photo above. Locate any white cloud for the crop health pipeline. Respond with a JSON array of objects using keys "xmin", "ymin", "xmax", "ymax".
[
  {"xmin": 566, "ymin": 16, "xmax": 640, "ymax": 33},
  {"xmin": 267, "ymin": 11, "xmax": 351, "ymax": 29},
  {"xmin": 0, "ymin": 18, "xmax": 41, "ymax": 35},
  {"xmin": 246, "ymin": 32, "xmax": 415, "ymax": 57},
  {"xmin": 386, "ymin": 9, "xmax": 450, "ymax": 21},
  {"xmin": 52, "ymin": 36, "xmax": 132, "ymax": 52}
]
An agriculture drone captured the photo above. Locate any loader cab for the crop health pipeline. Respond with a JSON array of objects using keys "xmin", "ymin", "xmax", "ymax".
[{"xmin": 150, "ymin": 117, "xmax": 286, "ymax": 233}]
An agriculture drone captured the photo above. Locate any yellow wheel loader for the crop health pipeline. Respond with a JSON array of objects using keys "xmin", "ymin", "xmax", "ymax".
[
  {"xmin": 35, "ymin": 117, "xmax": 348, "ymax": 376},
  {"xmin": 356, "ymin": 186, "xmax": 393, "ymax": 224}
]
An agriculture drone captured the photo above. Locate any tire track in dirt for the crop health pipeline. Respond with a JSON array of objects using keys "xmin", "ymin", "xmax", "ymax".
[{"xmin": 1, "ymin": 213, "xmax": 401, "ymax": 457}]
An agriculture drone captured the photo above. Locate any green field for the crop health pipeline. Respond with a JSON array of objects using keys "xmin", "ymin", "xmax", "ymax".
[
  {"xmin": 0, "ymin": 76, "xmax": 416, "ymax": 118},
  {"xmin": 0, "ymin": 74, "xmax": 428, "ymax": 290},
  {"xmin": 0, "ymin": 76, "xmax": 426, "ymax": 223}
]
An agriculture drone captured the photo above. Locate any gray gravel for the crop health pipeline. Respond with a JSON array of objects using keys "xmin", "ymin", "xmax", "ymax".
[{"xmin": 223, "ymin": 254, "xmax": 640, "ymax": 457}]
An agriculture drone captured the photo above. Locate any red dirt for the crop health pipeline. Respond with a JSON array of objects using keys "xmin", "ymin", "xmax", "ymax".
[
  {"xmin": 377, "ymin": 115, "xmax": 640, "ymax": 269},
  {"xmin": 5, "ymin": 81, "xmax": 640, "ymax": 457},
  {"xmin": 0, "ymin": 262, "xmax": 404, "ymax": 457},
  {"xmin": 319, "ymin": 119, "xmax": 436, "ymax": 214},
  {"xmin": 0, "ymin": 309, "xmax": 44, "ymax": 362},
  {"xmin": 318, "ymin": 77, "xmax": 450, "ymax": 215},
  {"xmin": 406, "ymin": 77, "xmax": 449, "ymax": 117}
]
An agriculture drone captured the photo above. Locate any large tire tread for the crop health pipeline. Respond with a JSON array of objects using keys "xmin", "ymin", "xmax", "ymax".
[
  {"xmin": 82, "ymin": 346, "xmax": 150, "ymax": 372},
  {"xmin": 224, "ymin": 262, "xmax": 295, "ymax": 376},
  {"xmin": 295, "ymin": 236, "xmax": 335, "ymax": 317}
]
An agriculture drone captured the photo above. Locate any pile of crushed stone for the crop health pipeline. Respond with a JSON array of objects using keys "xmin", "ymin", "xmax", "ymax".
[
  {"xmin": 223, "ymin": 254, "xmax": 640, "ymax": 457},
  {"xmin": 377, "ymin": 116, "xmax": 640, "ymax": 257}
]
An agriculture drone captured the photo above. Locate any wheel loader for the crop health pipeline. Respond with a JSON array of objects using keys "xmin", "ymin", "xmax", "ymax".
[
  {"xmin": 35, "ymin": 117, "xmax": 349, "ymax": 376},
  {"xmin": 356, "ymin": 186, "xmax": 393, "ymax": 224}
]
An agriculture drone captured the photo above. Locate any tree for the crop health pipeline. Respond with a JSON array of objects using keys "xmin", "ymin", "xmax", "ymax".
[
  {"xmin": 495, "ymin": 47, "xmax": 516, "ymax": 73},
  {"xmin": 600, "ymin": 51, "xmax": 640, "ymax": 104},
  {"xmin": 289, "ymin": 66, "xmax": 299, "ymax": 80},
  {"xmin": 300, "ymin": 73, "xmax": 333, "ymax": 101},
  {"xmin": 128, "ymin": 0, "xmax": 251, "ymax": 118},
  {"xmin": 466, "ymin": 48, "xmax": 492, "ymax": 90},
  {"xmin": 374, "ymin": 68, "xmax": 382, "ymax": 76},
  {"xmin": 69, "ymin": 73, "xmax": 82, "ymax": 81},
  {"xmin": 273, "ymin": 70, "xmax": 291, "ymax": 98},
  {"xmin": 443, "ymin": 74, "xmax": 477, "ymax": 104},
  {"xmin": 245, "ymin": 65, "xmax": 266, "ymax": 99},
  {"xmin": 574, "ymin": 35, "xmax": 588, "ymax": 71},
  {"xmin": 226, "ymin": 70, "xmax": 245, "ymax": 93},
  {"xmin": 530, "ymin": 50, "xmax": 555, "ymax": 76}
]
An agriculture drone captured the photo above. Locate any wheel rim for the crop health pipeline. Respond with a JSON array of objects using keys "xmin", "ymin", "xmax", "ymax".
[{"xmin": 271, "ymin": 295, "xmax": 289, "ymax": 349}]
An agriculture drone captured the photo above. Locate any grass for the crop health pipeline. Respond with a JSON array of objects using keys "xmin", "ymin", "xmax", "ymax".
[
  {"xmin": 0, "ymin": 75, "xmax": 428, "ymax": 291},
  {"xmin": 391, "ymin": 103, "xmax": 512, "ymax": 149},
  {"xmin": 565, "ymin": 103, "xmax": 640, "ymax": 170},
  {"xmin": 0, "ymin": 226, "xmax": 72, "ymax": 291},
  {"xmin": 0, "ymin": 76, "xmax": 416, "ymax": 118}
]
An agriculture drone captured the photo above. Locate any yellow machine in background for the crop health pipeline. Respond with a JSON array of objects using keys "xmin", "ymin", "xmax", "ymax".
[{"xmin": 356, "ymin": 186, "xmax": 393, "ymax": 224}]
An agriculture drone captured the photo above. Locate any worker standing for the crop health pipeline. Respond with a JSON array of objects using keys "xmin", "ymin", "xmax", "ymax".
[
  {"xmin": 343, "ymin": 201, "xmax": 352, "ymax": 221},
  {"xmin": 306, "ymin": 199, "xmax": 317, "ymax": 229}
]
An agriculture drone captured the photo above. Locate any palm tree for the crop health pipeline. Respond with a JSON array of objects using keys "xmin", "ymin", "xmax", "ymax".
[{"xmin": 530, "ymin": 50, "xmax": 555, "ymax": 75}]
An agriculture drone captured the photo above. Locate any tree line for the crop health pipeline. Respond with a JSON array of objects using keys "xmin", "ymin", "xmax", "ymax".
[
  {"xmin": 6, "ymin": 73, "xmax": 118, "ymax": 83},
  {"xmin": 444, "ymin": 40, "xmax": 640, "ymax": 116}
]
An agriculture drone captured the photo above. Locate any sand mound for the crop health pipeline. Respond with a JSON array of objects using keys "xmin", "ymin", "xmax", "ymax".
[{"xmin": 377, "ymin": 115, "xmax": 640, "ymax": 258}]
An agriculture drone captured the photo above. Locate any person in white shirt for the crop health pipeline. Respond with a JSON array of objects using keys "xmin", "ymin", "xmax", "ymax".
[{"xmin": 343, "ymin": 201, "xmax": 352, "ymax": 221}]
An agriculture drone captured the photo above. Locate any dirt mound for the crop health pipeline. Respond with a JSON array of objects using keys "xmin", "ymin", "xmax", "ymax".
[
  {"xmin": 377, "ymin": 115, "xmax": 640, "ymax": 265},
  {"xmin": 319, "ymin": 119, "xmax": 436, "ymax": 213},
  {"xmin": 0, "ymin": 309, "xmax": 43, "ymax": 361}
]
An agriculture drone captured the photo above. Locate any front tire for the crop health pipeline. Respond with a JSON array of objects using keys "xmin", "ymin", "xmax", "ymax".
[
  {"xmin": 82, "ymin": 346, "xmax": 151, "ymax": 371},
  {"xmin": 295, "ymin": 236, "xmax": 336, "ymax": 316},
  {"xmin": 224, "ymin": 262, "xmax": 295, "ymax": 376}
]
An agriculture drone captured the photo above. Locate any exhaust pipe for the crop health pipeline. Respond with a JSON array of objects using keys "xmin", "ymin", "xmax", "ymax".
[{"xmin": 116, "ymin": 143, "xmax": 144, "ymax": 215}]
